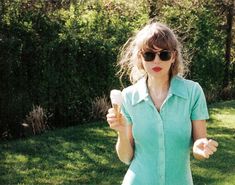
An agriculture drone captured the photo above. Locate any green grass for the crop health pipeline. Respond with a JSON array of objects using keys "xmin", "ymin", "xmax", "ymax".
[
  {"xmin": 0, "ymin": 100, "xmax": 235, "ymax": 185},
  {"xmin": 191, "ymin": 100, "xmax": 235, "ymax": 185}
]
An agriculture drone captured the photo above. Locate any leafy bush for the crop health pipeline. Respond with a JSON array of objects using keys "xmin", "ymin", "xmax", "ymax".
[
  {"xmin": 0, "ymin": 0, "xmax": 234, "ymax": 139},
  {"xmin": 0, "ymin": 0, "xmax": 147, "ymax": 138},
  {"xmin": 158, "ymin": 1, "xmax": 231, "ymax": 101}
]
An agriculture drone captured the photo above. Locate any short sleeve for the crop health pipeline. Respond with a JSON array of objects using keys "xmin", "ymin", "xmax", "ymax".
[
  {"xmin": 190, "ymin": 83, "xmax": 209, "ymax": 120},
  {"xmin": 121, "ymin": 90, "xmax": 133, "ymax": 125}
]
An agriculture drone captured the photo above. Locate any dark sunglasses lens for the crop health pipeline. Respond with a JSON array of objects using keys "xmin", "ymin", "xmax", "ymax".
[
  {"xmin": 159, "ymin": 51, "xmax": 172, "ymax": 61},
  {"xmin": 143, "ymin": 52, "xmax": 155, "ymax": 61}
]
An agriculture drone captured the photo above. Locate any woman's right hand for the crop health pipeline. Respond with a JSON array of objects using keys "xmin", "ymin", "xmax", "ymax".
[
  {"xmin": 107, "ymin": 108, "xmax": 134, "ymax": 164},
  {"xmin": 106, "ymin": 108, "xmax": 126, "ymax": 133}
]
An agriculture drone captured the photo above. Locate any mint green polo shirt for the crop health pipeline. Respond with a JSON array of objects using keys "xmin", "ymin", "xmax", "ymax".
[{"xmin": 121, "ymin": 75, "xmax": 209, "ymax": 185}]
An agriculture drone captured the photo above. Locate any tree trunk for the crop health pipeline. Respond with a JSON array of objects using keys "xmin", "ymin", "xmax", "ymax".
[
  {"xmin": 223, "ymin": 1, "xmax": 235, "ymax": 88},
  {"xmin": 147, "ymin": 0, "xmax": 158, "ymax": 19}
]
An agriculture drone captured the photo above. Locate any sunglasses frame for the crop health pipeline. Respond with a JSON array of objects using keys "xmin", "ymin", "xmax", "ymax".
[{"xmin": 141, "ymin": 50, "xmax": 173, "ymax": 62}]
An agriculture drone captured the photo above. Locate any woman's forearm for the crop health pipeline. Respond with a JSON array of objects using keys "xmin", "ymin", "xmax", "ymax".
[{"xmin": 116, "ymin": 130, "xmax": 134, "ymax": 165}]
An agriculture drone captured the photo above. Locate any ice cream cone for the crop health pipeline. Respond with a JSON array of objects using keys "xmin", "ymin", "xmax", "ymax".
[{"xmin": 110, "ymin": 89, "xmax": 123, "ymax": 119}]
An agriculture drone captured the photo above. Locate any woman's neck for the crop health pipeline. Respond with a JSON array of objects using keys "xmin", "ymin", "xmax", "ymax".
[{"xmin": 147, "ymin": 75, "xmax": 170, "ymax": 96}]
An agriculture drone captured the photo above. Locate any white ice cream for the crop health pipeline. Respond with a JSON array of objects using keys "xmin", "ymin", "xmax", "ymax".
[{"xmin": 110, "ymin": 89, "xmax": 123, "ymax": 106}]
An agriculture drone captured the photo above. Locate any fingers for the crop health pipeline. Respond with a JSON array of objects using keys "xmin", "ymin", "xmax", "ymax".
[
  {"xmin": 106, "ymin": 114, "xmax": 118, "ymax": 125},
  {"xmin": 106, "ymin": 108, "xmax": 124, "ymax": 130},
  {"xmin": 202, "ymin": 150, "xmax": 210, "ymax": 159},
  {"xmin": 203, "ymin": 139, "xmax": 219, "ymax": 158},
  {"xmin": 206, "ymin": 143, "xmax": 217, "ymax": 153},
  {"xmin": 108, "ymin": 108, "xmax": 115, "ymax": 114},
  {"xmin": 197, "ymin": 147, "xmax": 210, "ymax": 159},
  {"xmin": 106, "ymin": 113, "xmax": 116, "ymax": 119},
  {"xmin": 206, "ymin": 144, "xmax": 217, "ymax": 153},
  {"xmin": 203, "ymin": 145, "xmax": 214, "ymax": 156},
  {"xmin": 108, "ymin": 121, "xmax": 121, "ymax": 129},
  {"xmin": 205, "ymin": 139, "xmax": 218, "ymax": 151},
  {"xmin": 193, "ymin": 138, "xmax": 219, "ymax": 160},
  {"xmin": 209, "ymin": 139, "xmax": 219, "ymax": 147},
  {"xmin": 107, "ymin": 108, "xmax": 118, "ymax": 122},
  {"xmin": 107, "ymin": 108, "xmax": 120, "ymax": 121}
]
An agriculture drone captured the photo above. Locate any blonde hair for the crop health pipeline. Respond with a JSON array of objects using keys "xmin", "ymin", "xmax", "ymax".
[{"xmin": 117, "ymin": 21, "xmax": 188, "ymax": 84}]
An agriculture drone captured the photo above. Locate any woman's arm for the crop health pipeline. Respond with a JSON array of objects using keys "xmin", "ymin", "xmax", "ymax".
[
  {"xmin": 192, "ymin": 120, "xmax": 218, "ymax": 160},
  {"xmin": 116, "ymin": 124, "xmax": 134, "ymax": 164},
  {"xmin": 107, "ymin": 108, "xmax": 134, "ymax": 164},
  {"xmin": 192, "ymin": 120, "xmax": 207, "ymax": 140}
]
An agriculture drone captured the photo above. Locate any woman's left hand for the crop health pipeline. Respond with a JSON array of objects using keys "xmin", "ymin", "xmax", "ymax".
[{"xmin": 193, "ymin": 138, "xmax": 219, "ymax": 160}]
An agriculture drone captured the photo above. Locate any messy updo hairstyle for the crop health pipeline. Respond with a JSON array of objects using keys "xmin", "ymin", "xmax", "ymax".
[{"xmin": 117, "ymin": 21, "xmax": 188, "ymax": 84}]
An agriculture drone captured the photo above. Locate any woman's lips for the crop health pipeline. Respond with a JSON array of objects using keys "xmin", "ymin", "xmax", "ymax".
[{"xmin": 152, "ymin": 66, "xmax": 162, "ymax": 72}]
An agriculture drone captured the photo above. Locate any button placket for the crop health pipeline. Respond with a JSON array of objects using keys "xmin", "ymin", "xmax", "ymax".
[
  {"xmin": 158, "ymin": 119, "xmax": 165, "ymax": 185},
  {"xmin": 146, "ymin": 95, "xmax": 166, "ymax": 184}
]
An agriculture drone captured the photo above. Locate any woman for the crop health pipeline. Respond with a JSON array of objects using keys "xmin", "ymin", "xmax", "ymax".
[{"xmin": 106, "ymin": 21, "xmax": 218, "ymax": 185}]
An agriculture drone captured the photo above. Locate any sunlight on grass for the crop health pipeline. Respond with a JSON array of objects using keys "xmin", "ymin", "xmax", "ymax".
[
  {"xmin": 191, "ymin": 100, "xmax": 235, "ymax": 185},
  {"xmin": 3, "ymin": 153, "xmax": 28, "ymax": 164},
  {"xmin": 0, "ymin": 100, "xmax": 234, "ymax": 185},
  {"xmin": 208, "ymin": 100, "xmax": 235, "ymax": 128},
  {"xmin": 210, "ymin": 113, "xmax": 235, "ymax": 127}
]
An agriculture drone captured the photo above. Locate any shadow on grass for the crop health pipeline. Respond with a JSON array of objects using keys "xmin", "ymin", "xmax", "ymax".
[
  {"xmin": 208, "ymin": 100, "xmax": 235, "ymax": 110},
  {"xmin": 193, "ymin": 174, "xmax": 217, "ymax": 185},
  {"xmin": 192, "ymin": 122, "xmax": 235, "ymax": 183},
  {"xmin": 1, "ymin": 100, "xmax": 235, "ymax": 184},
  {"xmin": 1, "ymin": 122, "xmax": 234, "ymax": 185},
  {"xmin": 0, "ymin": 122, "xmax": 127, "ymax": 185}
]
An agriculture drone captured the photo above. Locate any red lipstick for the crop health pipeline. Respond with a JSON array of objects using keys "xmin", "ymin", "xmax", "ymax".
[{"xmin": 152, "ymin": 67, "xmax": 162, "ymax": 72}]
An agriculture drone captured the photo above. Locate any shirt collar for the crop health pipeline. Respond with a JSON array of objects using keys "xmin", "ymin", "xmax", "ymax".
[{"xmin": 131, "ymin": 75, "xmax": 188, "ymax": 106}]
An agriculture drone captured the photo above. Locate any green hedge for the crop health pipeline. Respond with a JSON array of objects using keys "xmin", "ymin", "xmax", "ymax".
[
  {"xmin": 0, "ymin": 0, "xmax": 147, "ymax": 138},
  {"xmin": 0, "ymin": 0, "xmax": 234, "ymax": 139}
]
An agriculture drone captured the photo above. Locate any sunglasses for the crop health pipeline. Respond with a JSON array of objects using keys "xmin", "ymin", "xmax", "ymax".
[{"xmin": 142, "ymin": 50, "xmax": 172, "ymax": 62}]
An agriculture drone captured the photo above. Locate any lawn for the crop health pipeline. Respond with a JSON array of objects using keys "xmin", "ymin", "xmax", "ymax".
[{"xmin": 0, "ymin": 100, "xmax": 234, "ymax": 185}]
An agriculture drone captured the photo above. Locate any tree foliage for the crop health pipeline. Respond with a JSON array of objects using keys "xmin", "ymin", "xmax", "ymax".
[
  {"xmin": 0, "ymin": 0, "xmax": 148, "ymax": 138},
  {"xmin": 0, "ymin": 0, "xmax": 234, "ymax": 139},
  {"xmin": 152, "ymin": 0, "xmax": 234, "ymax": 99}
]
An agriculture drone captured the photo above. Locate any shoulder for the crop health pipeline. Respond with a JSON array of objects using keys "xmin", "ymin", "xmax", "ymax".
[
  {"xmin": 175, "ymin": 75, "xmax": 198, "ymax": 87},
  {"xmin": 171, "ymin": 75, "xmax": 205, "ymax": 101},
  {"xmin": 178, "ymin": 77, "xmax": 207, "ymax": 105},
  {"xmin": 184, "ymin": 78, "xmax": 204, "ymax": 95},
  {"xmin": 175, "ymin": 76, "xmax": 203, "ymax": 92}
]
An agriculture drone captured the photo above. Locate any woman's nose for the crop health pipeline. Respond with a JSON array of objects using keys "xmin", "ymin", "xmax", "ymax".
[{"xmin": 153, "ymin": 54, "xmax": 161, "ymax": 63}]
